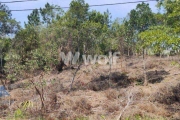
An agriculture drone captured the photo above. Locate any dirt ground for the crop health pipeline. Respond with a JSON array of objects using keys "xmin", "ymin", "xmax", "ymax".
[{"xmin": 0, "ymin": 56, "xmax": 180, "ymax": 120}]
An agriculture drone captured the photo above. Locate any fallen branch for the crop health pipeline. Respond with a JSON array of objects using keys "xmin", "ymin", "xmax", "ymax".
[
  {"xmin": 68, "ymin": 63, "xmax": 82, "ymax": 93},
  {"xmin": 117, "ymin": 88, "xmax": 134, "ymax": 120}
]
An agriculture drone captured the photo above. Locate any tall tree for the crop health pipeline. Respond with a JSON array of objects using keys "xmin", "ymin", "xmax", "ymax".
[
  {"xmin": 129, "ymin": 2, "xmax": 156, "ymax": 33},
  {"xmin": 0, "ymin": 3, "xmax": 20, "ymax": 36},
  {"xmin": 27, "ymin": 9, "xmax": 40, "ymax": 26},
  {"xmin": 67, "ymin": 0, "xmax": 89, "ymax": 28},
  {"xmin": 139, "ymin": 0, "xmax": 180, "ymax": 85},
  {"xmin": 40, "ymin": 3, "xmax": 63, "ymax": 25},
  {"xmin": 0, "ymin": 3, "xmax": 20, "ymax": 74},
  {"xmin": 139, "ymin": 0, "xmax": 180, "ymax": 53},
  {"xmin": 127, "ymin": 2, "xmax": 156, "ymax": 86}
]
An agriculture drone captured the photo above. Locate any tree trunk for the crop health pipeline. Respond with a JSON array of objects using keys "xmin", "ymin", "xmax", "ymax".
[
  {"xmin": 143, "ymin": 49, "xmax": 148, "ymax": 86},
  {"xmin": 128, "ymin": 46, "xmax": 130, "ymax": 56}
]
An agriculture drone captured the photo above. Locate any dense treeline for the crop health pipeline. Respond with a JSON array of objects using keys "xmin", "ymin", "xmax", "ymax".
[{"xmin": 0, "ymin": 0, "xmax": 180, "ymax": 82}]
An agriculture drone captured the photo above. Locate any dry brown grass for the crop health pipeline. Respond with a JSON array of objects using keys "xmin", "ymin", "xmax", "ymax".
[
  {"xmin": 146, "ymin": 61, "xmax": 159, "ymax": 70},
  {"xmin": 2, "ymin": 56, "xmax": 180, "ymax": 120},
  {"xmin": 104, "ymin": 103, "xmax": 120, "ymax": 114},
  {"xmin": 104, "ymin": 89, "xmax": 118, "ymax": 100},
  {"xmin": 152, "ymin": 83, "xmax": 180, "ymax": 105},
  {"xmin": 137, "ymin": 103, "xmax": 165, "ymax": 115},
  {"xmin": 73, "ymin": 98, "xmax": 92, "ymax": 115}
]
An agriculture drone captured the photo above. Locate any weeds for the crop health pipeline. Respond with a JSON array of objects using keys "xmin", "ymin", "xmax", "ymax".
[{"xmin": 76, "ymin": 116, "xmax": 89, "ymax": 120}]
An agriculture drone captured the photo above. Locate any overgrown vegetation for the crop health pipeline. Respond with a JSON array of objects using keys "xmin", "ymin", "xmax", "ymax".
[
  {"xmin": 0, "ymin": 0, "xmax": 178, "ymax": 83},
  {"xmin": 0, "ymin": 0, "xmax": 180, "ymax": 119}
]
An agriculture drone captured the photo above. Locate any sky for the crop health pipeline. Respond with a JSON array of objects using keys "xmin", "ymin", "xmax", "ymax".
[{"xmin": 6, "ymin": 0, "xmax": 159, "ymax": 27}]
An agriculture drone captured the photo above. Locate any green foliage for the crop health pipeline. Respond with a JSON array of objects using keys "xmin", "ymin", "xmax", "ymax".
[
  {"xmin": 4, "ymin": 50, "xmax": 25, "ymax": 81},
  {"xmin": 0, "ymin": 3, "xmax": 20, "ymax": 71},
  {"xmin": 122, "ymin": 2, "xmax": 156, "ymax": 54},
  {"xmin": 129, "ymin": 2, "xmax": 156, "ymax": 32},
  {"xmin": 68, "ymin": 0, "xmax": 89, "ymax": 28},
  {"xmin": 76, "ymin": 116, "xmax": 89, "ymax": 120},
  {"xmin": 20, "ymin": 101, "xmax": 34, "ymax": 110},
  {"xmin": 158, "ymin": 0, "xmax": 180, "ymax": 32},
  {"xmin": 125, "ymin": 115, "xmax": 166, "ymax": 120},
  {"xmin": 0, "ymin": 3, "xmax": 20, "ymax": 36},
  {"xmin": 139, "ymin": 26, "xmax": 180, "ymax": 54},
  {"xmin": 0, "ymin": 38, "xmax": 11, "ymax": 69},
  {"xmin": 4, "ymin": 0, "xmax": 179, "ymax": 83},
  {"xmin": 26, "ymin": 2, "xmax": 64, "ymax": 27},
  {"xmin": 139, "ymin": 0, "xmax": 180, "ymax": 54},
  {"xmin": 12, "ymin": 101, "xmax": 33, "ymax": 120},
  {"xmin": 14, "ymin": 108, "xmax": 25, "ymax": 119},
  {"xmin": 40, "ymin": 3, "xmax": 63, "ymax": 25},
  {"xmin": 4, "ymin": 26, "xmax": 40, "ymax": 81},
  {"xmin": 13, "ymin": 101, "xmax": 31, "ymax": 119},
  {"xmin": 27, "ymin": 9, "xmax": 40, "ymax": 26},
  {"xmin": 171, "ymin": 61, "xmax": 180, "ymax": 67},
  {"xmin": 100, "ymin": 115, "xmax": 106, "ymax": 120},
  {"xmin": 2, "ymin": 1, "xmax": 180, "ymax": 119}
]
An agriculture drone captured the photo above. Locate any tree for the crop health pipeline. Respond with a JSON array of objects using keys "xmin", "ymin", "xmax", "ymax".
[
  {"xmin": 129, "ymin": 2, "xmax": 156, "ymax": 33},
  {"xmin": 61, "ymin": 0, "xmax": 89, "ymax": 54},
  {"xmin": 138, "ymin": 0, "xmax": 180, "ymax": 86},
  {"xmin": 0, "ymin": 3, "xmax": 20, "ymax": 36},
  {"xmin": 123, "ymin": 2, "xmax": 156, "ymax": 56},
  {"xmin": 26, "ymin": 3, "xmax": 63, "ymax": 27},
  {"xmin": 139, "ymin": 26, "xmax": 179, "ymax": 54},
  {"xmin": 40, "ymin": 3, "xmax": 63, "ymax": 26},
  {"xmin": 110, "ymin": 18, "xmax": 124, "ymax": 54},
  {"xmin": 0, "ymin": 3, "xmax": 20, "ymax": 75},
  {"xmin": 4, "ymin": 25, "xmax": 40, "ymax": 81},
  {"xmin": 27, "ymin": 9, "xmax": 40, "ymax": 26},
  {"xmin": 0, "ymin": 38, "xmax": 11, "ymax": 70},
  {"xmin": 3, "ymin": 0, "xmax": 115, "ymax": 82},
  {"xmin": 68, "ymin": 0, "xmax": 89, "ymax": 28},
  {"xmin": 126, "ymin": 2, "xmax": 156, "ymax": 86},
  {"xmin": 139, "ymin": 0, "xmax": 180, "ymax": 54},
  {"xmin": 123, "ymin": 20, "xmax": 136, "ymax": 56}
]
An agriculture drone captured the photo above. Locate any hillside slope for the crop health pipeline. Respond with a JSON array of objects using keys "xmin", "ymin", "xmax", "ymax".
[{"xmin": 0, "ymin": 56, "xmax": 180, "ymax": 120}]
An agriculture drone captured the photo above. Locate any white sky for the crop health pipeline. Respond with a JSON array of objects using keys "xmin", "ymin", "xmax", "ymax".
[{"xmin": 6, "ymin": 0, "xmax": 159, "ymax": 27}]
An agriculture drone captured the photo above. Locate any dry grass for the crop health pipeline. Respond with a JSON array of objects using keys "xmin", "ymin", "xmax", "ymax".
[
  {"xmin": 146, "ymin": 61, "xmax": 159, "ymax": 70},
  {"xmin": 152, "ymin": 83, "xmax": 180, "ymax": 105},
  {"xmin": 73, "ymin": 98, "xmax": 92, "ymax": 115},
  {"xmin": 103, "ymin": 102, "xmax": 119, "ymax": 114},
  {"xmin": 1, "ymin": 56, "xmax": 180, "ymax": 120},
  {"xmin": 105, "ymin": 89, "xmax": 118, "ymax": 100}
]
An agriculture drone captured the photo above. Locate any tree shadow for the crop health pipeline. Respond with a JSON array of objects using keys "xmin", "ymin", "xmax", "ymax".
[
  {"xmin": 146, "ymin": 70, "xmax": 169, "ymax": 84},
  {"xmin": 87, "ymin": 72, "xmax": 132, "ymax": 91},
  {"xmin": 153, "ymin": 83, "xmax": 180, "ymax": 117}
]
